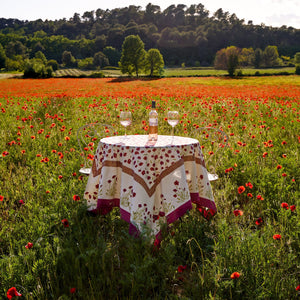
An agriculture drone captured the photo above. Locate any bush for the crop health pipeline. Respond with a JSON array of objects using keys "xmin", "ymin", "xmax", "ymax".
[
  {"xmin": 296, "ymin": 65, "xmax": 300, "ymax": 75},
  {"xmin": 89, "ymin": 71, "xmax": 105, "ymax": 78},
  {"xmin": 23, "ymin": 58, "xmax": 53, "ymax": 78},
  {"xmin": 47, "ymin": 59, "xmax": 59, "ymax": 71}
]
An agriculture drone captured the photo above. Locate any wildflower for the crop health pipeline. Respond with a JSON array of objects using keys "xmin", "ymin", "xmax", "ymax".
[
  {"xmin": 296, "ymin": 285, "xmax": 300, "ymax": 291},
  {"xmin": 255, "ymin": 217, "xmax": 263, "ymax": 226},
  {"xmin": 230, "ymin": 272, "xmax": 240, "ymax": 279},
  {"xmin": 245, "ymin": 182, "xmax": 253, "ymax": 189},
  {"xmin": 276, "ymin": 165, "xmax": 282, "ymax": 169},
  {"xmin": 238, "ymin": 186, "xmax": 246, "ymax": 194},
  {"xmin": 256, "ymin": 195, "xmax": 264, "ymax": 201},
  {"xmin": 0, "ymin": 195, "xmax": 4, "ymax": 201},
  {"xmin": 233, "ymin": 209, "xmax": 243, "ymax": 216},
  {"xmin": 61, "ymin": 219, "xmax": 69, "ymax": 228},
  {"xmin": 282, "ymin": 173, "xmax": 287, "ymax": 177},
  {"xmin": 281, "ymin": 202, "xmax": 289, "ymax": 209},
  {"xmin": 58, "ymin": 175, "xmax": 63, "ymax": 179},
  {"xmin": 46, "ymin": 190, "xmax": 50, "ymax": 194},
  {"xmin": 262, "ymin": 152, "xmax": 268, "ymax": 157},
  {"xmin": 2, "ymin": 151, "xmax": 9, "ymax": 157},
  {"xmin": 7, "ymin": 287, "xmax": 22, "ymax": 299},
  {"xmin": 290, "ymin": 205, "xmax": 296, "ymax": 212},
  {"xmin": 70, "ymin": 288, "xmax": 76, "ymax": 294},
  {"xmin": 19, "ymin": 199, "xmax": 24, "ymax": 205},
  {"xmin": 281, "ymin": 140, "xmax": 287, "ymax": 145},
  {"xmin": 73, "ymin": 195, "xmax": 80, "ymax": 201},
  {"xmin": 247, "ymin": 193, "xmax": 253, "ymax": 198},
  {"xmin": 273, "ymin": 234, "xmax": 281, "ymax": 240},
  {"xmin": 25, "ymin": 242, "xmax": 33, "ymax": 249},
  {"xmin": 177, "ymin": 265, "xmax": 187, "ymax": 273}
]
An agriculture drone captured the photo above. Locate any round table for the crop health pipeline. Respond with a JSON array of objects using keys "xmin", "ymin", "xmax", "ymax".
[{"xmin": 84, "ymin": 135, "xmax": 216, "ymax": 237}]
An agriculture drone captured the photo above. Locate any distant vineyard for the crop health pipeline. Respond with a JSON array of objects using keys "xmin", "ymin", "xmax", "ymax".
[{"xmin": 53, "ymin": 69, "xmax": 93, "ymax": 77}]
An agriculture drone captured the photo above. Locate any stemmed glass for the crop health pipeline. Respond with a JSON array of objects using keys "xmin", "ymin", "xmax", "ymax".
[
  {"xmin": 120, "ymin": 111, "xmax": 132, "ymax": 138},
  {"xmin": 167, "ymin": 111, "xmax": 179, "ymax": 138}
]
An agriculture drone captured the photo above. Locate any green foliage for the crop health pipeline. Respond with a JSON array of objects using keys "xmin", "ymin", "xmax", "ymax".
[
  {"xmin": 294, "ymin": 52, "xmax": 300, "ymax": 65},
  {"xmin": 103, "ymin": 46, "xmax": 121, "ymax": 67},
  {"xmin": 61, "ymin": 50, "xmax": 76, "ymax": 67},
  {"xmin": 23, "ymin": 58, "xmax": 52, "ymax": 78},
  {"xmin": 254, "ymin": 48, "xmax": 263, "ymax": 68},
  {"xmin": 93, "ymin": 51, "xmax": 109, "ymax": 68},
  {"xmin": 296, "ymin": 65, "xmax": 300, "ymax": 75},
  {"xmin": 77, "ymin": 57, "xmax": 94, "ymax": 70},
  {"xmin": 214, "ymin": 46, "xmax": 240, "ymax": 76},
  {"xmin": 144, "ymin": 48, "xmax": 164, "ymax": 76},
  {"xmin": 264, "ymin": 45, "xmax": 281, "ymax": 67},
  {"xmin": 34, "ymin": 50, "xmax": 47, "ymax": 64},
  {"xmin": 47, "ymin": 59, "xmax": 59, "ymax": 71},
  {"xmin": 119, "ymin": 35, "xmax": 146, "ymax": 77},
  {"xmin": 0, "ymin": 43, "xmax": 6, "ymax": 68}
]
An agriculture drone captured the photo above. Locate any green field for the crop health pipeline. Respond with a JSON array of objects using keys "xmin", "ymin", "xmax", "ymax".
[{"xmin": 0, "ymin": 76, "xmax": 299, "ymax": 299}]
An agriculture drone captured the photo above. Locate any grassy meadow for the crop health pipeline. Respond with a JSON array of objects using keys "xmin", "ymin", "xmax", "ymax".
[{"xmin": 0, "ymin": 76, "xmax": 299, "ymax": 299}]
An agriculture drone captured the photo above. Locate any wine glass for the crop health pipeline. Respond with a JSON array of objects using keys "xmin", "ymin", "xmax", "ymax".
[
  {"xmin": 120, "ymin": 111, "xmax": 132, "ymax": 137},
  {"xmin": 167, "ymin": 111, "xmax": 179, "ymax": 137}
]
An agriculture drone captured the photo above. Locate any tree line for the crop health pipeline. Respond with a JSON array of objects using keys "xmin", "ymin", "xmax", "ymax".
[{"xmin": 0, "ymin": 3, "xmax": 300, "ymax": 75}]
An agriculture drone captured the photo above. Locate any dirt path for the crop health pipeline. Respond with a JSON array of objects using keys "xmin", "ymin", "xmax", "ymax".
[{"xmin": 0, "ymin": 73, "xmax": 23, "ymax": 79}]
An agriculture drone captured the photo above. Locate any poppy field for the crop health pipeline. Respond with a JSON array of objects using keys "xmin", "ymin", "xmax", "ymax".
[{"xmin": 0, "ymin": 76, "xmax": 299, "ymax": 299}]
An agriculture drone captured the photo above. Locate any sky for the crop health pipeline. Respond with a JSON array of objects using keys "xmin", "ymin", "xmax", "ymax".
[{"xmin": 1, "ymin": 0, "xmax": 300, "ymax": 29}]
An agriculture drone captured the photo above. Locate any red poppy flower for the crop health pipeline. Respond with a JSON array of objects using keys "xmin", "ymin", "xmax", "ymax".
[
  {"xmin": 70, "ymin": 287, "xmax": 76, "ymax": 294},
  {"xmin": 247, "ymin": 193, "xmax": 253, "ymax": 198},
  {"xmin": 276, "ymin": 165, "xmax": 282, "ymax": 169},
  {"xmin": 7, "ymin": 287, "xmax": 22, "ymax": 299},
  {"xmin": 19, "ymin": 199, "xmax": 24, "ymax": 205},
  {"xmin": 296, "ymin": 285, "xmax": 300, "ymax": 291},
  {"xmin": 25, "ymin": 242, "xmax": 33, "ymax": 249},
  {"xmin": 255, "ymin": 217, "xmax": 263, "ymax": 226},
  {"xmin": 73, "ymin": 195, "xmax": 80, "ymax": 201},
  {"xmin": 290, "ymin": 205, "xmax": 296, "ymax": 212},
  {"xmin": 177, "ymin": 265, "xmax": 187, "ymax": 273},
  {"xmin": 0, "ymin": 195, "xmax": 3, "ymax": 201},
  {"xmin": 282, "ymin": 173, "xmax": 287, "ymax": 177},
  {"xmin": 262, "ymin": 152, "xmax": 268, "ymax": 157},
  {"xmin": 230, "ymin": 272, "xmax": 240, "ymax": 279},
  {"xmin": 245, "ymin": 182, "xmax": 253, "ymax": 189},
  {"xmin": 61, "ymin": 219, "xmax": 69, "ymax": 228},
  {"xmin": 58, "ymin": 175, "xmax": 63, "ymax": 179},
  {"xmin": 273, "ymin": 234, "xmax": 281, "ymax": 240},
  {"xmin": 238, "ymin": 186, "xmax": 246, "ymax": 194},
  {"xmin": 233, "ymin": 209, "xmax": 243, "ymax": 216},
  {"xmin": 281, "ymin": 202, "xmax": 289, "ymax": 209},
  {"xmin": 256, "ymin": 195, "xmax": 264, "ymax": 201}
]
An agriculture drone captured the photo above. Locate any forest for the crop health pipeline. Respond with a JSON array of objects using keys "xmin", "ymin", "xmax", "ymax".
[{"xmin": 0, "ymin": 3, "xmax": 300, "ymax": 70}]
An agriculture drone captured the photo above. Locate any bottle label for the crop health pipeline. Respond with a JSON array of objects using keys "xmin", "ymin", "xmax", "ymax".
[{"xmin": 149, "ymin": 118, "xmax": 158, "ymax": 126}]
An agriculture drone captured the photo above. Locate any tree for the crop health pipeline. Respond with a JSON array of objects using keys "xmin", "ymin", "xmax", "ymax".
[
  {"xmin": 145, "ymin": 48, "xmax": 164, "ymax": 76},
  {"xmin": 62, "ymin": 50, "xmax": 76, "ymax": 67},
  {"xmin": 214, "ymin": 46, "xmax": 240, "ymax": 76},
  {"xmin": 35, "ymin": 51, "xmax": 47, "ymax": 64},
  {"xmin": 119, "ymin": 35, "xmax": 146, "ymax": 76},
  {"xmin": 263, "ymin": 45, "xmax": 280, "ymax": 67},
  {"xmin": 294, "ymin": 52, "xmax": 300, "ymax": 64},
  {"xmin": 93, "ymin": 51, "xmax": 109, "ymax": 68},
  {"xmin": 103, "ymin": 46, "xmax": 121, "ymax": 66},
  {"xmin": 0, "ymin": 44, "xmax": 6, "ymax": 69},
  {"xmin": 254, "ymin": 48, "xmax": 263, "ymax": 68}
]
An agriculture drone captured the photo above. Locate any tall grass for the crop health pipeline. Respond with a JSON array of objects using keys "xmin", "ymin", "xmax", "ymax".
[{"xmin": 0, "ymin": 76, "xmax": 299, "ymax": 299}]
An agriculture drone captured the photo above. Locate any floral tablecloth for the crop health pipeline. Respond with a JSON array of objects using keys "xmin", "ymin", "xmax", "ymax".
[{"xmin": 84, "ymin": 135, "xmax": 216, "ymax": 237}]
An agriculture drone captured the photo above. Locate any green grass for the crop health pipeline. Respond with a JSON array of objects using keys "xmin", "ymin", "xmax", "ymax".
[
  {"xmin": 0, "ymin": 76, "xmax": 299, "ymax": 299},
  {"xmin": 51, "ymin": 66, "xmax": 297, "ymax": 78}
]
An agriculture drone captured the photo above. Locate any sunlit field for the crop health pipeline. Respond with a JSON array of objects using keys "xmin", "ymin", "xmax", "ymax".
[{"xmin": 1, "ymin": 76, "xmax": 299, "ymax": 299}]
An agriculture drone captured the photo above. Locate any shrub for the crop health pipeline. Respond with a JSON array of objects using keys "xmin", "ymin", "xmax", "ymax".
[
  {"xmin": 47, "ymin": 59, "xmax": 59, "ymax": 71},
  {"xmin": 23, "ymin": 58, "xmax": 53, "ymax": 78},
  {"xmin": 296, "ymin": 65, "xmax": 300, "ymax": 75}
]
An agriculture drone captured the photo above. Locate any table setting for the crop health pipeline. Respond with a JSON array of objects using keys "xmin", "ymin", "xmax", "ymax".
[{"xmin": 83, "ymin": 102, "xmax": 216, "ymax": 238}]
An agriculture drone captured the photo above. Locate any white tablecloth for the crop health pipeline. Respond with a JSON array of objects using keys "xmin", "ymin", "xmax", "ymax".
[{"xmin": 84, "ymin": 135, "xmax": 216, "ymax": 237}]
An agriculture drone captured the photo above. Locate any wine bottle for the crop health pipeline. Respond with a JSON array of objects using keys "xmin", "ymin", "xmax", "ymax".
[{"xmin": 148, "ymin": 100, "xmax": 158, "ymax": 141}]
